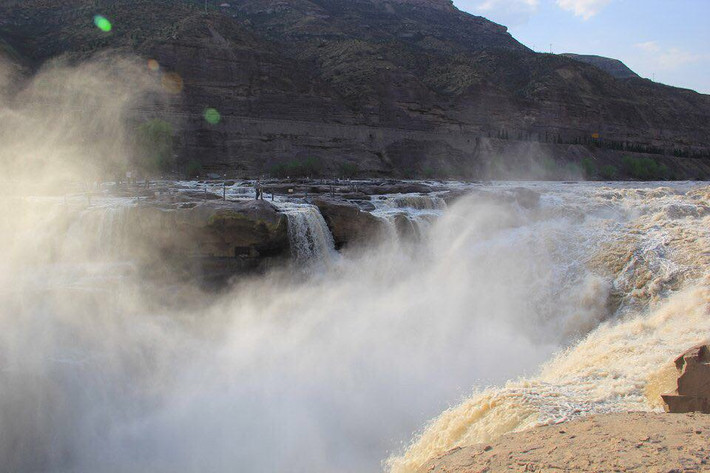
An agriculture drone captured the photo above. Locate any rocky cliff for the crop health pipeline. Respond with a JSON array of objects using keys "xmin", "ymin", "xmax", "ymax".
[
  {"xmin": 561, "ymin": 53, "xmax": 640, "ymax": 79},
  {"xmin": 2, "ymin": 0, "xmax": 710, "ymax": 179}
]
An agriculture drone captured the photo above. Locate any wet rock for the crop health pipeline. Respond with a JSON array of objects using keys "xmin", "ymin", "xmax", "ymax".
[
  {"xmin": 338, "ymin": 192, "xmax": 370, "ymax": 200},
  {"xmin": 362, "ymin": 182, "xmax": 434, "ymax": 195},
  {"xmin": 662, "ymin": 343, "xmax": 710, "ymax": 414},
  {"xmin": 130, "ymin": 199, "xmax": 289, "ymax": 284},
  {"xmin": 440, "ymin": 189, "xmax": 471, "ymax": 204},
  {"xmin": 312, "ymin": 197, "xmax": 384, "ymax": 249},
  {"xmin": 180, "ymin": 190, "xmax": 224, "ymax": 200},
  {"xmin": 353, "ymin": 200, "xmax": 376, "ymax": 212}
]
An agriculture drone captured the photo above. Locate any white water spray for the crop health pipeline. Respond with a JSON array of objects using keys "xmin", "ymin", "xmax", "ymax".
[{"xmin": 2, "ymin": 55, "xmax": 710, "ymax": 473}]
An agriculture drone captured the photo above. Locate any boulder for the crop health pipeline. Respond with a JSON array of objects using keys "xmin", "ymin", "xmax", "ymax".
[
  {"xmin": 661, "ymin": 343, "xmax": 710, "ymax": 414},
  {"xmin": 312, "ymin": 197, "xmax": 384, "ymax": 249},
  {"xmin": 128, "ymin": 199, "xmax": 289, "ymax": 284}
]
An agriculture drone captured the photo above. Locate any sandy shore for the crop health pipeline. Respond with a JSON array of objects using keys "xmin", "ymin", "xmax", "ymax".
[{"xmin": 417, "ymin": 412, "xmax": 710, "ymax": 473}]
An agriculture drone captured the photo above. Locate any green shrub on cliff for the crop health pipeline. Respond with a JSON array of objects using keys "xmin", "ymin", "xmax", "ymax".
[
  {"xmin": 621, "ymin": 156, "xmax": 670, "ymax": 180},
  {"xmin": 135, "ymin": 119, "xmax": 174, "ymax": 173},
  {"xmin": 339, "ymin": 162, "xmax": 359, "ymax": 178},
  {"xmin": 581, "ymin": 157, "xmax": 596, "ymax": 179},
  {"xmin": 599, "ymin": 165, "xmax": 618, "ymax": 180},
  {"xmin": 269, "ymin": 157, "xmax": 323, "ymax": 178},
  {"xmin": 185, "ymin": 159, "xmax": 203, "ymax": 178}
]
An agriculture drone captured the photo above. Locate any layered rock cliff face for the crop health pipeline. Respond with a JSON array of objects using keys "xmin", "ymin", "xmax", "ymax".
[{"xmin": 2, "ymin": 0, "xmax": 710, "ymax": 179}]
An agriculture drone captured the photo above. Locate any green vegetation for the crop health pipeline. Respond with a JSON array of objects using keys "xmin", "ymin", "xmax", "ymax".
[
  {"xmin": 269, "ymin": 157, "xmax": 323, "ymax": 178},
  {"xmin": 339, "ymin": 162, "xmax": 359, "ymax": 178},
  {"xmin": 135, "ymin": 119, "xmax": 174, "ymax": 173},
  {"xmin": 599, "ymin": 165, "xmax": 619, "ymax": 180},
  {"xmin": 561, "ymin": 156, "xmax": 675, "ymax": 181},
  {"xmin": 185, "ymin": 159, "xmax": 203, "ymax": 178},
  {"xmin": 581, "ymin": 157, "xmax": 596, "ymax": 179},
  {"xmin": 621, "ymin": 156, "xmax": 670, "ymax": 180}
]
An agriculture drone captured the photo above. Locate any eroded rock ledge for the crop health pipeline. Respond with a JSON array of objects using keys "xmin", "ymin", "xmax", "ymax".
[{"xmin": 125, "ymin": 197, "xmax": 289, "ymax": 283}]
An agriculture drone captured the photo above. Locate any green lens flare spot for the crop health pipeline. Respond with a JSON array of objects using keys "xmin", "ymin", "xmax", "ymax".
[
  {"xmin": 204, "ymin": 108, "xmax": 221, "ymax": 125},
  {"xmin": 94, "ymin": 15, "xmax": 112, "ymax": 32}
]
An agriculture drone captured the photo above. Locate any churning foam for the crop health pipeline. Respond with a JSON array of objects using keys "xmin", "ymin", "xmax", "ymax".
[
  {"xmin": 2, "ymin": 58, "xmax": 710, "ymax": 472},
  {"xmin": 3, "ymin": 182, "xmax": 708, "ymax": 473},
  {"xmin": 388, "ymin": 183, "xmax": 710, "ymax": 473}
]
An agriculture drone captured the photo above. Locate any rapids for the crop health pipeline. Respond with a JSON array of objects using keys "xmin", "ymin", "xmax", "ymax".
[{"xmin": 1, "ymin": 181, "xmax": 709, "ymax": 473}]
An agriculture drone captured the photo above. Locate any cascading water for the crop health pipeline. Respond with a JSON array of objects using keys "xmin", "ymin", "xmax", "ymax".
[
  {"xmin": 276, "ymin": 201, "xmax": 336, "ymax": 266},
  {"xmin": 388, "ymin": 183, "xmax": 710, "ymax": 473},
  {"xmin": 60, "ymin": 199, "xmax": 134, "ymax": 261},
  {"xmin": 4, "ymin": 181, "xmax": 710, "ymax": 473},
  {"xmin": 373, "ymin": 193, "xmax": 448, "ymax": 241},
  {"xmin": 4, "ymin": 52, "xmax": 710, "ymax": 473}
]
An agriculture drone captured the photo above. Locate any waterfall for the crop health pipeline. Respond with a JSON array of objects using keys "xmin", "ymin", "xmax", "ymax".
[
  {"xmin": 391, "ymin": 194, "xmax": 447, "ymax": 210},
  {"xmin": 60, "ymin": 201, "xmax": 133, "ymax": 261},
  {"xmin": 373, "ymin": 193, "xmax": 448, "ymax": 241},
  {"xmin": 3, "ymin": 182, "xmax": 710, "ymax": 473},
  {"xmin": 278, "ymin": 202, "xmax": 336, "ymax": 265}
]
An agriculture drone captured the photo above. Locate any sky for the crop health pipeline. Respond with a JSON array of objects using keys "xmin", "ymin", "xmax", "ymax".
[{"xmin": 453, "ymin": 0, "xmax": 710, "ymax": 94}]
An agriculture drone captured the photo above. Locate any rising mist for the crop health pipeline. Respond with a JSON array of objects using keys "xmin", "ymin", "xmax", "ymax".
[{"xmin": 1, "ymin": 55, "xmax": 709, "ymax": 473}]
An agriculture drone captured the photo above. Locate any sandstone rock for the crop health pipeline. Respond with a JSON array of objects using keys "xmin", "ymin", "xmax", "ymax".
[
  {"xmin": 662, "ymin": 343, "xmax": 710, "ymax": 414},
  {"xmin": 130, "ymin": 199, "xmax": 289, "ymax": 283},
  {"xmin": 312, "ymin": 197, "xmax": 384, "ymax": 249},
  {"xmin": 415, "ymin": 413, "xmax": 710, "ymax": 473}
]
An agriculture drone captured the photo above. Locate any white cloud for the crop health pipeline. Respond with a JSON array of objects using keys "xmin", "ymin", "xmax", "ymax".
[
  {"xmin": 634, "ymin": 41, "xmax": 703, "ymax": 71},
  {"xmin": 468, "ymin": 0, "xmax": 540, "ymax": 26},
  {"xmin": 556, "ymin": 0, "xmax": 611, "ymax": 20},
  {"xmin": 476, "ymin": 0, "xmax": 539, "ymax": 10},
  {"xmin": 635, "ymin": 41, "xmax": 661, "ymax": 53}
]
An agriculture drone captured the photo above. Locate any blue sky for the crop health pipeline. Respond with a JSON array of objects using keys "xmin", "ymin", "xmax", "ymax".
[{"xmin": 453, "ymin": 0, "xmax": 710, "ymax": 94}]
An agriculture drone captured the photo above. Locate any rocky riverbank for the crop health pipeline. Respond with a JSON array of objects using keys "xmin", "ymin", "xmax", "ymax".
[
  {"xmin": 416, "ymin": 412, "xmax": 710, "ymax": 473},
  {"xmin": 84, "ymin": 179, "xmax": 463, "ymax": 284}
]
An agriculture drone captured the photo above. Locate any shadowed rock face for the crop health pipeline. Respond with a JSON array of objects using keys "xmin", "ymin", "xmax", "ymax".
[
  {"xmin": 127, "ymin": 198, "xmax": 289, "ymax": 283},
  {"xmin": 2, "ymin": 0, "xmax": 710, "ymax": 179}
]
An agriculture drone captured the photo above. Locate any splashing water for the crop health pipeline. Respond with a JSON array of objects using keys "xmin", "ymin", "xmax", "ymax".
[
  {"xmin": 2, "ymin": 52, "xmax": 710, "ymax": 473},
  {"xmin": 277, "ymin": 201, "xmax": 336, "ymax": 266},
  {"xmin": 3, "ymin": 180, "xmax": 709, "ymax": 473},
  {"xmin": 373, "ymin": 194, "xmax": 447, "ymax": 242},
  {"xmin": 388, "ymin": 183, "xmax": 710, "ymax": 473}
]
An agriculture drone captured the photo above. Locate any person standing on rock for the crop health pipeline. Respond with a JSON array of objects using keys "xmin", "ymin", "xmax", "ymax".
[{"xmin": 255, "ymin": 179, "xmax": 261, "ymax": 200}]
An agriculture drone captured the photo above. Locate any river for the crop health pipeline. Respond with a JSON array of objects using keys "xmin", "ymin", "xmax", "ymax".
[{"xmin": 1, "ymin": 180, "xmax": 708, "ymax": 472}]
